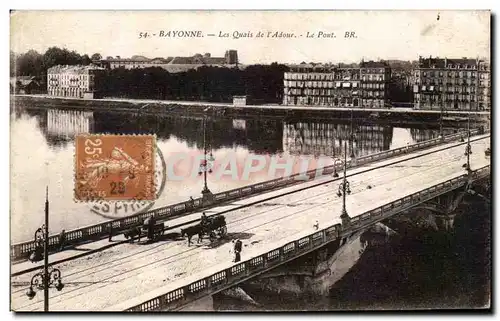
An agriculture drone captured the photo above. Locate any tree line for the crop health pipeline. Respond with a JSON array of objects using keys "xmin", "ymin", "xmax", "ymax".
[
  {"xmin": 102, "ymin": 64, "xmax": 289, "ymax": 103},
  {"xmin": 10, "ymin": 47, "xmax": 101, "ymax": 77}
]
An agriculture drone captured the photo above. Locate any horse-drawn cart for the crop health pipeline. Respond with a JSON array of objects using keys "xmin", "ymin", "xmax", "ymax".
[
  {"xmin": 122, "ymin": 221, "xmax": 165, "ymax": 242},
  {"xmin": 181, "ymin": 215, "xmax": 227, "ymax": 246},
  {"xmin": 142, "ymin": 222, "xmax": 165, "ymax": 240}
]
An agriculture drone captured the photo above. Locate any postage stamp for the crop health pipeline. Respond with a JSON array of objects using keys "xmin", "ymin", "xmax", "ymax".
[
  {"xmin": 88, "ymin": 145, "xmax": 167, "ymax": 219},
  {"xmin": 74, "ymin": 134, "xmax": 156, "ymax": 201}
]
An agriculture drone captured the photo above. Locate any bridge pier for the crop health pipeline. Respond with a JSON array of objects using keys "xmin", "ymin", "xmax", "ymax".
[
  {"xmin": 202, "ymin": 190, "xmax": 214, "ymax": 205},
  {"xmin": 412, "ymin": 183, "xmax": 470, "ymax": 232},
  {"xmin": 433, "ymin": 214, "xmax": 456, "ymax": 232},
  {"xmin": 240, "ymin": 225, "xmax": 395, "ymax": 300}
]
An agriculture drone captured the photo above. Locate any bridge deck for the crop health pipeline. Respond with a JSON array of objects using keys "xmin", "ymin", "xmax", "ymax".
[{"xmin": 10, "ymin": 136, "xmax": 490, "ymax": 311}]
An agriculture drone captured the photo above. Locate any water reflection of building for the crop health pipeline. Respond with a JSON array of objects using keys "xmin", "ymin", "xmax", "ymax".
[
  {"xmin": 46, "ymin": 110, "xmax": 94, "ymax": 138},
  {"xmin": 92, "ymin": 113, "xmax": 283, "ymax": 154},
  {"xmin": 283, "ymin": 122, "xmax": 393, "ymax": 157},
  {"xmin": 410, "ymin": 127, "xmax": 458, "ymax": 142}
]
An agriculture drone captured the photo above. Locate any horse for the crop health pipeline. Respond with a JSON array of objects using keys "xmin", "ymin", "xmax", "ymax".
[
  {"xmin": 181, "ymin": 224, "xmax": 203, "ymax": 246},
  {"xmin": 123, "ymin": 226, "xmax": 142, "ymax": 242}
]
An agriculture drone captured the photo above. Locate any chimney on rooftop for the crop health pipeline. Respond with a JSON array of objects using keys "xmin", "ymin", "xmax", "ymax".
[{"xmin": 444, "ymin": 57, "xmax": 447, "ymax": 68}]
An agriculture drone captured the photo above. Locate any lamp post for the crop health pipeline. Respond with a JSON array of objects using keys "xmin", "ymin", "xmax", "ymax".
[
  {"xmin": 337, "ymin": 142, "xmax": 351, "ymax": 225},
  {"xmin": 199, "ymin": 116, "xmax": 214, "ymax": 199},
  {"xmin": 349, "ymin": 109, "xmax": 356, "ymax": 159},
  {"xmin": 439, "ymin": 103, "xmax": 444, "ymax": 139},
  {"xmin": 25, "ymin": 187, "xmax": 64, "ymax": 311},
  {"xmin": 463, "ymin": 116, "xmax": 472, "ymax": 172}
]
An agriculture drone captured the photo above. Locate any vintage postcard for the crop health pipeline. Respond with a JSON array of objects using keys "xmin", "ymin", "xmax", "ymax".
[{"xmin": 9, "ymin": 10, "xmax": 491, "ymax": 312}]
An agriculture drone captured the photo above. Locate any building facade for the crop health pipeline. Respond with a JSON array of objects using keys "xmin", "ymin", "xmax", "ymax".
[
  {"xmin": 282, "ymin": 61, "xmax": 390, "ymax": 108},
  {"xmin": 359, "ymin": 61, "xmax": 391, "ymax": 108},
  {"xmin": 47, "ymin": 65, "xmax": 106, "ymax": 99},
  {"xmin": 412, "ymin": 56, "xmax": 491, "ymax": 111}
]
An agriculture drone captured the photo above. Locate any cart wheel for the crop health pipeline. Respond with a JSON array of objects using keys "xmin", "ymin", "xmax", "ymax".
[{"xmin": 218, "ymin": 226, "xmax": 227, "ymax": 238}]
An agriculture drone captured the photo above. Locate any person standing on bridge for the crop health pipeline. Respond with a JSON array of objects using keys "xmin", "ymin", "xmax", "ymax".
[
  {"xmin": 144, "ymin": 216, "xmax": 156, "ymax": 240},
  {"xmin": 59, "ymin": 229, "xmax": 66, "ymax": 251},
  {"xmin": 232, "ymin": 239, "xmax": 243, "ymax": 263}
]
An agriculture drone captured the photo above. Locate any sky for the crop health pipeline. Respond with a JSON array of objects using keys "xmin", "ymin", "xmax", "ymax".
[{"xmin": 10, "ymin": 10, "xmax": 490, "ymax": 64}]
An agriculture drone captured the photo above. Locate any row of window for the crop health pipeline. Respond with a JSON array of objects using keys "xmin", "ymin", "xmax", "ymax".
[
  {"xmin": 415, "ymin": 79, "xmax": 478, "ymax": 85},
  {"xmin": 415, "ymin": 94, "xmax": 477, "ymax": 101},
  {"xmin": 415, "ymin": 85, "xmax": 477, "ymax": 93},
  {"xmin": 284, "ymin": 81, "xmax": 360, "ymax": 88},
  {"xmin": 420, "ymin": 63, "xmax": 479, "ymax": 70},
  {"xmin": 48, "ymin": 74, "xmax": 92, "ymax": 80},
  {"xmin": 284, "ymin": 73, "xmax": 360, "ymax": 81},
  {"xmin": 48, "ymin": 81, "xmax": 92, "ymax": 89},
  {"xmin": 417, "ymin": 70, "xmax": 490, "ymax": 78},
  {"xmin": 285, "ymin": 89, "xmax": 361, "ymax": 96},
  {"xmin": 284, "ymin": 80, "xmax": 386, "ymax": 89},
  {"xmin": 360, "ymin": 68, "xmax": 387, "ymax": 74},
  {"xmin": 48, "ymin": 88, "xmax": 87, "ymax": 98},
  {"xmin": 283, "ymin": 90, "xmax": 384, "ymax": 97},
  {"xmin": 284, "ymin": 73, "xmax": 387, "ymax": 81}
]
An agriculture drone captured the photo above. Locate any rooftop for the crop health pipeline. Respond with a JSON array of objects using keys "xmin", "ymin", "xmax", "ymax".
[
  {"xmin": 47, "ymin": 65, "xmax": 106, "ymax": 74},
  {"xmin": 104, "ymin": 52, "xmax": 234, "ymax": 65},
  {"xmin": 418, "ymin": 56, "xmax": 481, "ymax": 69}
]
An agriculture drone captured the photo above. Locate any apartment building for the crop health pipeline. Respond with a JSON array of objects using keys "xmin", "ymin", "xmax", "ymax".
[
  {"xmin": 282, "ymin": 61, "xmax": 391, "ymax": 108},
  {"xmin": 47, "ymin": 65, "xmax": 106, "ymax": 99},
  {"xmin": 412, "ymin": 56, "xmax": 490, "ymax": 111}
]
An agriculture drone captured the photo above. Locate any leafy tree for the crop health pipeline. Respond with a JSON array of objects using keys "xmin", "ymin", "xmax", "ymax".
[
  {"xmin": 91, "ymin": 53, "xmax": 102, "ymax": 61},
  {"xmin": 81, "ymin": 54, "xmax": 92, "ymax": 65},
  {"xmin": 15, "ymin": 49, "xmax": 44, "ymax": 76}
]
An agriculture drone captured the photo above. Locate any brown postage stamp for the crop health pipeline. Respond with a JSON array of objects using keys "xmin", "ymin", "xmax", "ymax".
[{"xmin": 74, "ymin": 134, "xmax": 156, "ymax": 201}]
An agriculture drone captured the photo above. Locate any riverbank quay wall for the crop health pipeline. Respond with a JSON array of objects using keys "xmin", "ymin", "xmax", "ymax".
[{"xmin": 11, "ymin": 95, "xmax": 488, "ymax": 125}]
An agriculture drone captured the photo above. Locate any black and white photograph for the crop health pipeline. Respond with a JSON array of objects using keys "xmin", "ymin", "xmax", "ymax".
[{"xmin": 8, "ymin": 10, "xmax": 491, "ymax": 312}]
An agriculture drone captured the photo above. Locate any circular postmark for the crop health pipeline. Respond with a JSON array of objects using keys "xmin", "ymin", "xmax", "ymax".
[{"xmin": 88, "ymin": 145, "xmax": 167, "ymax": 219}]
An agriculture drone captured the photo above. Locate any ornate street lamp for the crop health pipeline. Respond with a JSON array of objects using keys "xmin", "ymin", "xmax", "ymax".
[
  {"xmin": 332, "ymin": 157, "xmax": 342, "ymax": 178},
  {"xmin": 463, "ymin": 116, "xmax": 472, "ymax": 172},
  {"xmin": 198, "ymin": 116, "xmax": 214, "ymax": 198},
  {"xmin": 337, "ymin": 142, "xmax": 351, "ymax": 225},
  {"xmin": 25, "ymin": 187, "xmax": 64, "ymax": 311},
  {"xmin": 25, "ymin": 266, "xmax": 65, "ymax": 302}
]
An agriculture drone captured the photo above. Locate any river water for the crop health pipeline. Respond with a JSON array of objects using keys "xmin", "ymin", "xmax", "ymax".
[{"xmin": 11, "ymin": 107, "xmax": 466, "ymax": 243}]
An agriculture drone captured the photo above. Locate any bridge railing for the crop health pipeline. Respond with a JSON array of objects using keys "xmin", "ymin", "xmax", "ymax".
[
  {"xmin": 10, "ymin": 129, "xmax": 483, "ymax": 261},
  {"xmin": 123, "ymin": 165, "xmax": 490, "ymax": 312}
]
